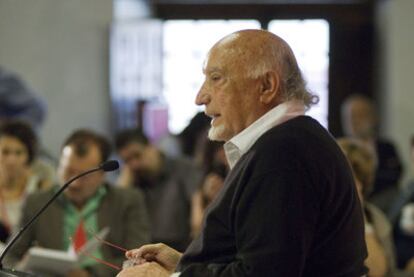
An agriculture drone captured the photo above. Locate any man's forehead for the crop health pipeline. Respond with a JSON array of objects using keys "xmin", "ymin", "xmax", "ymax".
[
  {"xmin": 61, "ymin": 144, "xmax": 101, "ymax": 163},
  {"xmin": 203, "ymin": 47, "xmax": 238, "ymax": 74},
  {"xmin": 122, "ymin": 141, "xmax": 147, "ymax": 152}
]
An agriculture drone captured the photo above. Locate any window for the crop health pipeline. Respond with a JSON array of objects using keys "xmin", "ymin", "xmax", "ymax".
[
  {"xmin": 163, "ymin": 19, "xmax": 330, "ymax": 133},
  {"xmin": 268, "ymin": 19, "xmax": 330, "ymax": 127}
]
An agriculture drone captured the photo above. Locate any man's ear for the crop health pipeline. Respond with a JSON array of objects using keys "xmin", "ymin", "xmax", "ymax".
[{"xmin": 259, "ymin": 71, "xmax": 280, "ymax": 105}]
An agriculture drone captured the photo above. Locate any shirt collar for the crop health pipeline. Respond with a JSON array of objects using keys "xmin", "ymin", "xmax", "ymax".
[{"xmin": 224, "ymin": 100, "xmax": 305, "ymax": 169}]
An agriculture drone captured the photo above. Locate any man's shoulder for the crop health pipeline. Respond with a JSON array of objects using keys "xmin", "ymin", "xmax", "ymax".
[
  {"xmin": 255, "ymin": 116, "xmax": 328, "ymax": 150},
  {"xmin": 244, "ymin": 115, "xmax": 343, "ymax": 176},
  {"xmin": 26, "ymin": 186, "xmax": 56, "ymax": 202},
  {"xmin": 270, "ymin": 115, "xmax": 323, "ymax": 136},
  {"xmin": 23, "ymin": 187, "xmax": 60, "ymax": 212}
]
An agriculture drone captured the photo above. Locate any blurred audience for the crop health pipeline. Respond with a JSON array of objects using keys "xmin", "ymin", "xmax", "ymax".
[
  {"xmin": 341, "ymin": 94, "xmax": 403, "ymax": 212},
  {"xmin": 389, "ymin": 135, "xmax": 414, "ymax": 272},
  {"xmin": 337, "ymin": 138, "xmax": 413, "ymax": 277},
  {"xmin": 4, "ymin": 129, "xmax": 150, "ymax": 276},
  {"xmin": 115, "ymin": 128, "xmax": 202, "ymax": 252},
  {"xmin": 0, "ymin": 65, "xmax": 57, "ymax": 174},
  {"xmin": 191, "ymin": 139, "xmax": 228, "ymax": 237},
  {"xmin": 0, "ymin": 120, "xmax": 52, "ymax": 241}
]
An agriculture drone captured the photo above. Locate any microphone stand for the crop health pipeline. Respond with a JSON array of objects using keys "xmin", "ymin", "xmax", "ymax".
[{"xmin": 0, "ymin": 161, "xmax": 117, "ymax": 277}]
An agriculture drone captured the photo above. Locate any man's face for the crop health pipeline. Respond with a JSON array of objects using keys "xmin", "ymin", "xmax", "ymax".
[
  {"xmin": 118, "ymin": 142, "xmax": 158, "ymax": 178},
  {"xmin": 195, "ymin": 42, "xmax": 260, "ymax": 142},
  {"xmin": 58, "ymin": 144, "xmax": 104, "ymax": 208},
  {"xmin": 344, "ymin": 99, "xmax": 376, "ymax": 139}
]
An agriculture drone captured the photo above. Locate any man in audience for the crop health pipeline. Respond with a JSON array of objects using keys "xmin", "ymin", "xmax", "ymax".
[
  {"xmin": 115, "ymin": 129, "xmax": 202, "ymax": 252},
  {"xmin": 5, "ymin": 129, "xmax": 150, "ymax": 277},
  {"xmin": 341, "ymin": 94, "xmax": 403, "ymax": 212},
  {"xmin": 117, "ymin": 29, "xmax": 367, "ymax": 277}
]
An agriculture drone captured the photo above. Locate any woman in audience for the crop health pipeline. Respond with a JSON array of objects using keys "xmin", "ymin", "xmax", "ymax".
[
  {"xmin": 0, "ymin": 120, "xmax": 50, "ymax": 241},
  {"xmin": 191, "ymin": 139, "xmax": 229, "ymax": 238},
  {"xmin": 338, "ymin": 138, "xmax": 399, "ymax": 277}
]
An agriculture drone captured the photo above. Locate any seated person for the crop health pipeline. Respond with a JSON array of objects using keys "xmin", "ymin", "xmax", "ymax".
[
  {"xmin": 4, "ymin": 129, "xmax": 150, "ymax": 276},
  {"xmin": 191, "ymin": 139, "xmax": 228, "ymax": 238},
  {"xmin": 341, "ymin": 94, "xmax": 403, "ymax": 212},
  {"xmin": 390, "ymin": 135, "xmax": 414, "ymax": 272},
  {"xmin": 115, "ymin": 128, "xmax": 202, "ymax": 252},
  {"xmin": 337, "ymin": 138, "xmax": 403, "ymax": 277},
  {"xmin": 0, "ymin": 120, "xmax": 51, "ymax": 240}
]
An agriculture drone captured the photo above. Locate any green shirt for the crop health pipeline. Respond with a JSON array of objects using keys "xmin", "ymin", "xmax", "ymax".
[{"xmin": 63, "ymin": 186, "xmax": 107, "ymax": 268}]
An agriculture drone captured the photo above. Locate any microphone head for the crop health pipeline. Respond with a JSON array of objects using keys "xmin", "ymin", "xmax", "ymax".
[{"xmin": 100, "ymin": 160, "xmax": 119, "ymax": 172}]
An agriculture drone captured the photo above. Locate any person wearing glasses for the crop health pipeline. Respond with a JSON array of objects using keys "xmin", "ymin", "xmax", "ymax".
[
  {"xmin": 4, "ymin": 129, "xmax": 150, "ymax": 277},
  {"xmin": 117, "ymin": 29, "xmax": 367, "ymax": 277}
]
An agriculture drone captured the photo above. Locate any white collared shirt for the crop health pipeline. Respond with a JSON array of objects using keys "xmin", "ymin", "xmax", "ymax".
[{"xmin": 224, "ymin": 100, "xmax": 305, "ymax": 169}]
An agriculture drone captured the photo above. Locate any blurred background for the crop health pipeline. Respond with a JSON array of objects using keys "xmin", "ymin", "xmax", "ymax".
[{"xmin": 0, "ymin": 0, "xmax": 411, "ymax": 182}]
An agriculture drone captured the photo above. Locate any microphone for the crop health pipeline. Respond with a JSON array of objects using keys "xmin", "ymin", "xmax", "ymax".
[
  {"xmin": 100, "ymin": 160, "xmax": 119, "ymax": 172},
  {"xmin": 0, "ymin": 160, "xmax": 120, "ymax": 276}
]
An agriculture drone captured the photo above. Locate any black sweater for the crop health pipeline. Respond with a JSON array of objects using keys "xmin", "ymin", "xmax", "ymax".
[{"xmin": 178, "ymin": 116, "xmax": 367, "ymax": 276}]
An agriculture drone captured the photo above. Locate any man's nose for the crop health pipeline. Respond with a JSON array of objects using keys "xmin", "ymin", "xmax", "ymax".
[
  {"xmin": 195, "ymin": 83, "xmax": 210, "ymax": 106},
  {"xmin": 4, "ymin": 154, "xmax": 18, "ymax": 165}
]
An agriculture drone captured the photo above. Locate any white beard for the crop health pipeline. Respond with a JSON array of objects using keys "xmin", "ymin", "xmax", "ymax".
[{"xmin": 208, "ymin": 125, "xmax": 226, "ymax": 141}]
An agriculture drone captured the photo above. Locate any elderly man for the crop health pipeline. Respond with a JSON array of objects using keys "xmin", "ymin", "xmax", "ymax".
[
  {"xmin": 118, "ymin": 29, "xmax": 367, "ymax": 277},
  {"xmin": 4, "ymin": 129, "xmax": 150, "ymax": 277}
]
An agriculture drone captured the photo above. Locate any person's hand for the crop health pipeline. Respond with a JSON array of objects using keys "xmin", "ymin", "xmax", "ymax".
[
  {"xmin": 202, "ymin": 173, "xmax": 224, "ymax": 203},
  {"xmin": 66, "ymin": 268, "xmax": 91, "ymax": 277},
  {"xmin": 190, "ymin": 190, "xmax": 204, "ymax": 238},
  {"xmin": 125, "ymin": 243, "xmax": 182, "ymax": 272},
  {"xmin": 117, "ymin": 262, "xmax": 170, "ymax": 277},
  {"xmin": 116, "ymin": 166, "xmax": 133, "ymax": 188}
]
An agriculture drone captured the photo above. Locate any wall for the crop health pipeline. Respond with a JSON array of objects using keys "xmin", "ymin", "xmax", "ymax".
[
  {"xmin": 376, "ymin": 0, "xmax": 414, "ymax": 183},
  {"xmin": 0, "ymin": 0, "xmax": 113, "ymax": 159}
]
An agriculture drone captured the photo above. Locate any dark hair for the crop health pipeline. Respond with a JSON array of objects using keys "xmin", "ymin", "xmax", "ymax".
[
  {"xmin": 115, "ymin": 128, "xmax": 149, "ymax": 151},
  {"xmin": 200, "ymin": 139, "xmax": 224, "ymax": 172},
  {"xmin": 411, "ymin": 135, "xmax": 414, "ymax": 148},
  {"xmin": 0, "ymin": 120, "xmax": 37, "ymax": 164},
  {"xmin": 178, "ymin": 112, "xmax": 210, "ymax": 157},
  {"xmin": 63, "ymin": 129, "xmax": 111, "ymax": 163}
]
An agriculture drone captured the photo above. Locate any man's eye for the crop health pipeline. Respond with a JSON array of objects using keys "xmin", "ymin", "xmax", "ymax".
[{"xmin": 211, "ymin": 75, "xmax": 221, "ymax": 81}]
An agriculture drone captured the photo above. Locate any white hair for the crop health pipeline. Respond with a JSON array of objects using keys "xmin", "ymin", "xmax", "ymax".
[
  {"xmin": 218, "ymin": 31, "xmax": 319, "ymax": 109},
  {"xmin": 208, "ymin": 125, "xmax": 226, "ymax": 142}
]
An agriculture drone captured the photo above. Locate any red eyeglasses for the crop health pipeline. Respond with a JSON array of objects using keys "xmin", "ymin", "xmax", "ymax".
[{"xmin": 70, "ymin": 229, "xmax": 129, "ymax": 271}]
